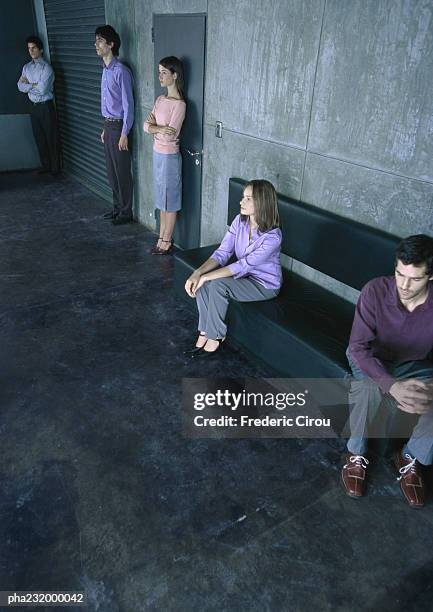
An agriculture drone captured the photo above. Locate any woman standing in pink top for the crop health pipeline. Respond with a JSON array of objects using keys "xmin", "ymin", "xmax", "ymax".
[{"xmin": 144, "ymin": 56, "xmax": 186, "ymax": 254}]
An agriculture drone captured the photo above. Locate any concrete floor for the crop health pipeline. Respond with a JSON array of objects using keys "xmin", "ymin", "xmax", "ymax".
[{"xmin": 0, "ymin": 171, "xmax": 432, "ymax": 612}]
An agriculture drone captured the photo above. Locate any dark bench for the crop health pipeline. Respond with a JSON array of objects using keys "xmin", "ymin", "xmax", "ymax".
[{"xmin": 174, "ymin": 178, "xmax": 400, "ymax": 379}]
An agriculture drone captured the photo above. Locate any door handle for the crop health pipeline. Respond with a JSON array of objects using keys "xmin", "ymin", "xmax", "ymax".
[{"xmin": 184, "ymin": 148, "xmax": 202, "ymax": 157}]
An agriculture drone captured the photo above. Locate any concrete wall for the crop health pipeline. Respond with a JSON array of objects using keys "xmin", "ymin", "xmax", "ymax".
[
  {"xmin": 0, "ymin": 0, "xmax": 41, "ymax": 171},
  {"xmin": 0, "ymin": 116, "xmax": 40, "ymax": 171},
  {"xmin": 105, "ymin": 0, "xmax": 433, "ymax": 296},
  {"xmin": 105, "ymin": 0, "xmax": 206, "ymax": 227}
]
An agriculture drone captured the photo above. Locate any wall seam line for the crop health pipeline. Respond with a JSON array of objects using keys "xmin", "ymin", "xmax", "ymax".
[
  {"xmin": 203, "ymin": 122, "xmax": 433, "ymax": 188},
  {"xmin": 300, "ymin": 0, "xmax": 328, "ymax": 201}
]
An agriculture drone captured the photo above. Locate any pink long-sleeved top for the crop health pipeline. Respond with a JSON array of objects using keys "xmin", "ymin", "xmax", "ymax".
[
  {"xmin": 211, "ymin": 214, "xmax": 282, "ymax": 290},
  {"xmin": 143, "ymin": 95, "xmax": 186, "ymax": 154}
]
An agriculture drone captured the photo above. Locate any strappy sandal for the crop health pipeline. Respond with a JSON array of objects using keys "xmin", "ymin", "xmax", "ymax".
[
  {"xmin": 151, "ymin": 236, "xmax": 163, "ymax": 255},
  {"xmin": 154, "ymin": 238, "xmax": 174, "ymax": 255}
]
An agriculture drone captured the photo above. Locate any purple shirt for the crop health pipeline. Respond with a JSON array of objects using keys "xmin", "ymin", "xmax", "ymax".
[
  {"xmin": 349, "ymin": 276, "xmax": 433, "ymax": 392},
  {"xmin": 211, "ymin": 214, "xmax": 282, "ymax": 290},
  {"xmin": 101, "ymin": 58, "xmax": 134, "ymax": 136}
]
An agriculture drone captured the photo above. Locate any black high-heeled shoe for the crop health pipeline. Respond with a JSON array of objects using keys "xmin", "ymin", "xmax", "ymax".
[
  {"xmin": 184, "ymin": 333, "xmax": 207, "ymax": 356},
  {"xmin": 194, "ymin": 338, "xmax": 225, "ymax": 358}
]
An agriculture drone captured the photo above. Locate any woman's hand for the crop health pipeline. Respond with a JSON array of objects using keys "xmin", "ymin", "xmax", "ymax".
[
  {"xmin": 192, "ymin": 275, "xmax": 208, "ymax": 295},
  {"xmin": 145, "ymin": 111, "xmax": 156, "ymax": 125},
  {"xmin": 159, "ymin": 125, "xmax": 176, "ymax": 136},
  {"xmin": 185, "ymin": 272, "xmax": 201, "ymax": 298}
]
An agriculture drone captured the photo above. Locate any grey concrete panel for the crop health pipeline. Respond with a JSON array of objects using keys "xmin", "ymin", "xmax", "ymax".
[
  {"xmin": 310, "ymin": 0, "xmax": 433, "ymax": 181},
  {"xmin": 302, "ymin": 153, "xmax": 433, "ymax": 237},
  {"xmin": 205, "ymin": 0, "xmax": 325, "ymax": 147},
  {"xmin": 105, "ymin": 0, "xmax": 206, "ymax": 230},
  {"xmin": 34, "ymin": 0, "xmax": 50, "ymax": 62},
  {"xmin": 105, "ymin": 0, "xmax": 138, "ymax": 73},
  {"xmin": 200, "ymin": 126, "xmax": 305, "ymax": 245},
  {"xmin": 0, "ymin": 115, "xmax": 40, "ymax": 171},
  {"xmin": 132, "ymin": 104, "xmax": 156, "ymax": 227},
  {"xmin": 134, "ymin": 0, "xmax": 207, "ymax": 109}
]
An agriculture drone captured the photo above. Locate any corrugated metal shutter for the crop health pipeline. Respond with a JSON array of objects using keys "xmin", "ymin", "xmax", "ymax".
[{"xmin": 43, "ymin": 0, "xmax": 111, "ymax": 200}]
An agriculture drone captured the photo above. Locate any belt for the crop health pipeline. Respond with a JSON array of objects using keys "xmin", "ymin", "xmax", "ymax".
[
  {"xmin": 104, "ymin": 117, "xmax": 123, "ymax": 123},
  {"xmin": 32, "ymin": 100, "xmax": 52, "ymax": 105}
]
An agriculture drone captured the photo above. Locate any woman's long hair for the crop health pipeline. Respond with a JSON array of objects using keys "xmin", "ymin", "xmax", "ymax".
[
  {"xmin": 159, "ymin": 56, "xmax": 185, "ymax": 101},
  {"xmin": 242, "ymin": 180, "xmax": 280, "ymax": 232}
]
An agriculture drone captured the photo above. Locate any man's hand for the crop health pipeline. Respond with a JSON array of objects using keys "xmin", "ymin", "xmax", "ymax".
[
  {"xmin": 389, "ymin": 379, "xmax": 433, "ymax": 414},
  {"xmin": 185, "ymin": 272, "xmax": 201, "ymax": 298},
  {"xmin": 118, "ymin": 134, "xmax": 128, "ymax": 151},
  {"xmin": 100, "ymin": 129, "xmax": 105, "ymax": 144},
  {"xmin": 20, "ymin": 76, "xmax": 29, "ymax": 84}
]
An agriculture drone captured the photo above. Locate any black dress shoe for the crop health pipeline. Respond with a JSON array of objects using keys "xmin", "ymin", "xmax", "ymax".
[
  {"xmin": 112, "ymin": 215, "xmax": 133, "ymax": 225},
  {"xmin": 103, "ymin": 211, "xmax": 116, "ymax": 220}
]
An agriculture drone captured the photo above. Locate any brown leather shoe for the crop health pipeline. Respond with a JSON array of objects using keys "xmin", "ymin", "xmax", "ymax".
[
  {"xmin": 341, "ymin": 453, "xmax": 369, "ymax": 498},
  {"xmin": 394, "ymin": 451, "xmax": 425, "ymax": 508}
]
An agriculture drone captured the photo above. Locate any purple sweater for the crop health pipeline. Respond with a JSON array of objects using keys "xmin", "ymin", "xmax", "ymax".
[
  {"xmin": 211, "ymin": 214, "xmax": 282, "ymax": 290},
  {"xmin": 349, "ymin": 276, "xmax": 433, "ymax": 392}
]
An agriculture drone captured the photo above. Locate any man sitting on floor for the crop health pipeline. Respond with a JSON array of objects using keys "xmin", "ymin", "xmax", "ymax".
[{"xmin": 342, "ymin": 234, "xmax": 433, "ymax": 507}]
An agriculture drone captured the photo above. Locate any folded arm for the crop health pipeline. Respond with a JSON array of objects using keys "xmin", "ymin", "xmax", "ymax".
[
  {"xmin": 229, "ymin": 232, "xmax": 281, "ymax": 278},
  {"xmin": 17, "ymin": 69, "xmax": 32, "ymax": 93},
  {"xmin": 31, "ymin": 65, "xmax": 54, "ymax": 96}
]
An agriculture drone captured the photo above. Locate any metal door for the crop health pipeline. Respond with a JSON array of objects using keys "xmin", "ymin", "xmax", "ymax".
[
  {"xmin": 153, "ymin": 13, "xmax": 206, "ymax": 249},
  {"xmin": 43, "ymin": 0, "xmax": 110, "ymax": 200}
]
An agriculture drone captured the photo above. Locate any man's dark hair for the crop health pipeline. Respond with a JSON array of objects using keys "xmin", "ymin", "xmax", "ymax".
[
  {"xmin": 26, "ymin": 36, "xmax": 43, "ymax": 50},
  {"xmin": 395, "ymin": 234, "xmax": 433, "ymax": 276},
  {"xmin": 95, "ymin": 25, "xmax": 121, "ymax": 56}
]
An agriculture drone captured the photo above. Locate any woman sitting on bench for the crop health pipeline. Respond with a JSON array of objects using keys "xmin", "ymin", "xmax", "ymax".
[{"xmin": 184, "ymin": 179, "xmax": 282, "ymax": 356}]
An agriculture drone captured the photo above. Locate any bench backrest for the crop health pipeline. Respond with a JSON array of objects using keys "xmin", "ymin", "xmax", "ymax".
[{"xmin": 228, "ymin": 178, "xmax": 400, "ymax": 291}]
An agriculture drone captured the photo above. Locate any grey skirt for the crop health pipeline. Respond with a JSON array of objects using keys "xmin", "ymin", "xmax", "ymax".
[{"xmin": 153, "ymin": 150, "xmax": 182, "ymax": 212}]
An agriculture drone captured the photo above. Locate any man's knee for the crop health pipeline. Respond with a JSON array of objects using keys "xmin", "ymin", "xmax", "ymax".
[
  {"xmin": 349, "ymin": 377, "xmax": 382, "ymax": 398},
  {"xmin": 349, "ymin": 378, "xmax": 384, "ymax": 416}
]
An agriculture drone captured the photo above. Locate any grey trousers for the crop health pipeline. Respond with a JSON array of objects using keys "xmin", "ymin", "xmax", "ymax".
[
  {"xmin": 346, "ymin": 350, "xmax": 433, "ymax": 465},
  {"xmin": 196, "ymin": 277, "xmax": 279, "ymax": 340},
  {"xmin": 103, "ymin": 121, "xmax": 133, "ymax": 218}
]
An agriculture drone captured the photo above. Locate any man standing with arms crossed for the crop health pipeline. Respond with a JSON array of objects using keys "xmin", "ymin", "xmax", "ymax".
[
  {"xmin": 342, "ymin": 234, "xmax": 433, "ymax": 507},
  {"xmin": 95, "ymin": 25, "xmax": 134, "ymax": 224},
  {"xmin": 18, "ymin": 36, "xmax": 59, "ymax": 176}
]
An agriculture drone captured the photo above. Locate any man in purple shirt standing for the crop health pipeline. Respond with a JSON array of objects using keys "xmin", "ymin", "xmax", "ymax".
[
  {"xmin": 342, "ymin": 234, "xmax": 433, "ymax": 507},
  {"xmin": 95, "ymin": 25, "xmax": 134, "ymax": 224}
]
